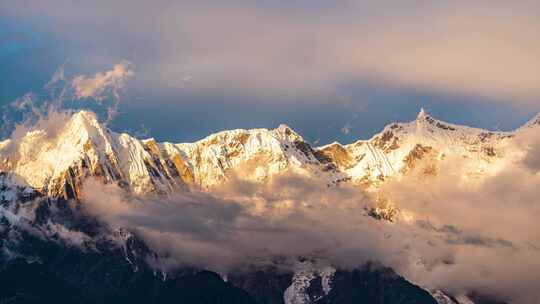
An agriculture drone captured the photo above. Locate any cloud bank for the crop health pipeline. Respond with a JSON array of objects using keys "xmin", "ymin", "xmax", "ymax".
[
  {"xmin": 80, "ymin": 127, "xmax": 540, "ymax": 303},
  {"xmin": 379, "ymin": 129, "xmax": 540, "ymax": 304},
  {"xmin": 3, "ymin": 1, "xmax": 539, "ymax": 106}
]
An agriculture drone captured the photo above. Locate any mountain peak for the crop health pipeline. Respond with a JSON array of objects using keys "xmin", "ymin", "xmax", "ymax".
[
  {"xmin": 66, "ymin": 110, "xmax": 94, "ymax": 130},
  {"xmin": 68, "ymin": 110, "xmax": 101, "ymax": 130},
  {"xmin": 63, "ymin": 110, "xmax": 110, "ymax": 145},
  {"xmin": 417, "ymin": 108, "xmax": 429, "ymax": 120},
  {"xmin": 414, "ymin": 108, "xmax": 454, "ymax": 129},
  {"xmin": 275, "ymin": 124, "xmax": 303, "ymax": 142},
  {"xmin": 71, "ymin": 110, "xmax": 98, "ymax": 121},
  {"xmin": 415, "ymin": 108, "xmax": 436, "ymax": 128},
  {"xmin": 276, "ymin": 123, "xmax": 293, "ymax": 133}
]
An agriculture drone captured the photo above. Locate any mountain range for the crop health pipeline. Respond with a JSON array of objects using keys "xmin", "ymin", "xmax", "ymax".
[{"xmin": 1, "ymin": 108, "xmax": 537, "ymax": 304}]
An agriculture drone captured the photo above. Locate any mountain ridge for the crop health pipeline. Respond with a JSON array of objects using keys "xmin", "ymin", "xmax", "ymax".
[
  {"xmin": 0, "ymin": 108, "xmax": 527, "ymax": 304},
  {"xmin": 0, "ymin": 109, "xmax": 537, "ymax": 199}
]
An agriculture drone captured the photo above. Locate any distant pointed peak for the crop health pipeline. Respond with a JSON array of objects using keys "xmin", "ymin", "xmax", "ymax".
[
  {"xmin": 417, "ymin": 108, "xmax": 429, "ymax": 120},
  {"xmin": 415, "ymin": 108, "xmax": 444, "ymax": 126},
  {"xmin": 72, "ymin": 110, "xmax": 98, "ymax": 121},
  {"xmin": 277, "ymin": 123, "xmax": 293, "ymax": 132},
  {"xmin": 411, "ymin": 108, "xmax": 465, "ymax": 132},
  {"xmin": 64, "ymin": 110, "xmax": 108, "ymax": 143},
  {"xmin": 275, "ymin": 123, "xmax": 303, "ymax": 142},
  {"xmin": 69, "ymin": 110, "xmax": 101, "ymax": 129}
]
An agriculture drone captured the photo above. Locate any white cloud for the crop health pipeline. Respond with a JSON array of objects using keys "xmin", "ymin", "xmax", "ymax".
[
  {"xmin": 71, "ymin": 62, "xmax": 134, "ymax": 100},
  {"xmin": 379, "ymin": 131, "xmax": 540, "ymax": 303},
  {"xmin": 70, "ymin": 62, "xmax": 134, "ymax": 122}
]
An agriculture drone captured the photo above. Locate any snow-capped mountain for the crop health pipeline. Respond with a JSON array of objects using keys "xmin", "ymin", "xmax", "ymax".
[
  {"xmin": 1, "ymin": 109, "xmax": 533, "ymax": 304},
  {"xmin": 1, "ymin": 111, "xmax": 186, "ymax": 198},
  {"xmin": 1, "ymin": 109, "xmax": 536, "ymax": 201},
  {"xmin": 316, "ymin": 109, "xmax": 520, "ymax": 188},
  {"xmin": 0, "ymin": 111, "xmax": 343, "ymax": 200}
]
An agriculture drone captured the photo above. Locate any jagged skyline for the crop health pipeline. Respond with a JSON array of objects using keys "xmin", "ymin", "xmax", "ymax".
[
  {"xmin": 1, "ymin": 2, "xmax": 540, "ymax": 303},
  {"xmin": 1, "ymin": 105, "xmax": 540, "ymax": 303},
  {"xmin": 1, "ymin": 1, "xmax": 539, "ymax": 145}
]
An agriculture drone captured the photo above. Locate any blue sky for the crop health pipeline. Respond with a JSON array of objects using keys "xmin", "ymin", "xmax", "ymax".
[{"xmin": 1, "ymin": 1, "xmax": 538, "ymax": 144}]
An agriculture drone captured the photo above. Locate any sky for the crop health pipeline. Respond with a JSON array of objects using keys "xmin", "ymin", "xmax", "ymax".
[{"xmin": 1, "ymin": 0, "xmax": 539, "ymax": 145}]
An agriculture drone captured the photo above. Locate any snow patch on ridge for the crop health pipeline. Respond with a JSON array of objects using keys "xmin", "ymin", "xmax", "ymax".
[{"xmin": 284, "ymin": 261, "xmax": 335, "ymax": 304}]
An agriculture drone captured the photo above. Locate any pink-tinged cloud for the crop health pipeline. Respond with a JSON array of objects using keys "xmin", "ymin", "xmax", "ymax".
[
  {"xmin": 2, "ymin": 1, "xmax": 539, "ymax": 106},
  {"xmin": 71, "ymin": 62, "xmax": 134, "ymax": 100}
]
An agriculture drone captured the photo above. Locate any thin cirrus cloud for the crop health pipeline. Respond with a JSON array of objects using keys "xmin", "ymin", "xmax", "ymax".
[{"xmin": 2, "ymin": 1, "xmax": 539, "ymax": 106}]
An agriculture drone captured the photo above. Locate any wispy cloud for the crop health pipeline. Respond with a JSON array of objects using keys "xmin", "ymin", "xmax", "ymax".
[
  {"xmin": 71, "ymin": 62, "xmax": 133, "ymax": 101},
  {"xmin": 71, "ymin": 62, "xmax": 134, "ymax": 122}
]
